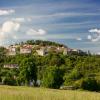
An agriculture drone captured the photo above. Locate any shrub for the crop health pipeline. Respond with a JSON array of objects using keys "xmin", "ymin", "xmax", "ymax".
[
  {"xmin": 2, "ymin": 77, "xmax": 17, "ymax": 86},
  {"xmin": 64, "ymin": 69, "xmax": 82, "ymax": 86},
  {"xmin": 74, "ymin": 79, "xmax": 83, "ymax": 89},
  {"xmin": 80, "ymin": 78, "xmax": 98, "ymax": 91},
  {"xmin": 96, "ymin": 79, "xmax": 100, "ymax": 91},
  {"xmin": 42, "ymin": 66, "xmax": 64, "ymax": 89}
]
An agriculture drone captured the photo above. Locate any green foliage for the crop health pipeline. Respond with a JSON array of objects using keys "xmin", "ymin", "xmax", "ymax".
[
  {"xmin": 2, "ymin": 76, "xmax": 16, "ymax": 86},
  {"xmin": 42, "ymin": 66, "xmax": 64, "ymax": 89},
  {"xmin": 80, "ymin": 78, "xmax": 98, "ymax": 91},
  {"xmin": 0, "ymin": 40, "xmax": 100, "ymax": 91},
  {"xmin": 19, "ymin": 57, "xmax": 37, "ymax": 85},
  {"xmin": 25, "ymin": 40, "xmax": 64, "ymax": 47},
  {"xmin": 64, "ymin": 69, "xmax": 83, "ymax": 86}
]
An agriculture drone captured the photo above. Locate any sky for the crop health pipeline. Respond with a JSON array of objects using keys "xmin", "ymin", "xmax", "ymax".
[{"xmin": 0, "ymin": 0, "xmax": 100, "ymax": 53}]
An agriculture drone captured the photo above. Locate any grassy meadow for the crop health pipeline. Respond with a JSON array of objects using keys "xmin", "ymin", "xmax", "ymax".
[{"xmin": 0, "ymin": 85, "xmax": 100, "ymax": 100}]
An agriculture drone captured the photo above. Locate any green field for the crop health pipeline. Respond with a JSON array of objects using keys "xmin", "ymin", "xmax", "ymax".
[{"xmin": 0, "ymin": 85, "xmax": 100, "ymax": 100}]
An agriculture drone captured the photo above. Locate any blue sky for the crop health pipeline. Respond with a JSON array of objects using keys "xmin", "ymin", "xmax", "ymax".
[{"xmin": 0, "ymin": 0, "xmax": 100, "ymax": 53}]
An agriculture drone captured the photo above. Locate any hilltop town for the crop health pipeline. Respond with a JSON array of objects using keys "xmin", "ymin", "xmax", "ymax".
[
  {"xmin": 0, "ymin": 40, "xmax": 87, "ymax": 69},
  {"xmin": 5, "ymin": 40, "xmax": 86, "ymax": 56}
]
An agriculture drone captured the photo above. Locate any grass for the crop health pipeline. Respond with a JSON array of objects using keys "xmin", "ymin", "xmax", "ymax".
[{"xmin": 0, "ymin": 85, "xmax": 100, "ymax": 100}]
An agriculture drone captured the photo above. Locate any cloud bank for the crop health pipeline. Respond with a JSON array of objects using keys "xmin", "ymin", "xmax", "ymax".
[
  {"xmin": 0, "ymin": 21, "xmax": 20, "ymax": 40},
  {"xmin": 0, "ymin": 9, "xmax": 15, "ymax": 16},
  {"xmin": 88, "ymin": 28, "xmax": 100, "ymax": 42},
  {"xmin": 0, "ymin": 19, "xmax": 47, "ymax": 43},
  {"xmin": 26, "ymin": 29, "xmax": 47, "ymax": 36}
]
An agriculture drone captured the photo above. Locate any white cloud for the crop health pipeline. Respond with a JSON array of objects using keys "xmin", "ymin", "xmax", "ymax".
[
  {"xmin": 76, "ymin": 37, "xmax": 82, "ymax": 41},
  {"xmin": 97, "ymin": 52, "xmax": 100, "ymax": 55},
  {"xmin": 0, "ymin": 31, "xmax": 6, "ymax": 40},
  {"xmin": 12, "ymin": 17, "xmax": 32, "ymax": 23},
  {"xmin": 27, "ymin": 17, "xmax": 32, "ymax": 22},
  {"xmin": 87, "ymin": 35, "xmax": 92, "ymax": 40},
  {"xmin": 13, "ymin": 35, "xmax": 18, "ymax": 39},
  {"xmin": 91, "ymin": 36, "xmax": 100, "ymax": 42},
  {"xmin": 0, "ymin": 21, "xmax": 20, "ymax": 40},
  {"xmin": 2, "ymin": 21, "xmax": 20, "ymax": 33},
  {"xmin": 89, "ymin": 28, "xmax": 100, "ymax": 33},
  {"xmin": 0, "ymin": 20, "xmax": 46, "ymax": 43},
  {"xmin": 27, "ymin": 29, "xmax": 46, "ymax": 36},
  {"xmin": 88, "ymin": 28, "xmax": 100, "ymax": 42},
  {"xmin": 12, "ymin": 18, "xmax": 25, "ymax": 22},
  {"xmin": 0, "ymin": 9, "xmax": 15, "ymax": 16},
  {"xmin": 30, "ymin": 12, "xmax": 100, "ymax": 20}
]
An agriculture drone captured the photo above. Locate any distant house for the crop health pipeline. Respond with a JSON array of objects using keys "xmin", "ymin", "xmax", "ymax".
[
  {"xmin": 47, "ymin": 46, "xmax": 57, "ymax": 53},
  {"xmin": 7, "ymin": 47, "xmax": 16, "ymax": 56},
  {"xmin": 63, "ymin": 48, "xmax": 71, "ymax": 55},
  {"xmin": 20, "ymin": 47, "xmax": 32, "ymax": 54},
  {"xmin": 60, "ymin": 86, "xmax": 76, "ymax": 90},
  {"xmin": 56, "ymin": 47, "xmax": 63, "ymax": 53},
  {"xmin": 36, "ymin": 48, "xmax": 48, "ymax": 56},
  {"xmin": 71, "ymin": 49, "xmax": 83, "ymax": 54},
  {"xmin": 63, "ymin": 49, "xmax": 68, "ymax": 55},
  {"xmin": 22, "ymin": 44, "xmax": 33, "ymax": 48},
  {"xmin": 72, "ymin": 49, "xmax": 78, "ymax": 52},
  {"xmin": 4, "ymin": 64, "xmax": 19, "ymax": 69}
]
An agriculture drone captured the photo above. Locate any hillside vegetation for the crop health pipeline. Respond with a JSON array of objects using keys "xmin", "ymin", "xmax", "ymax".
[{"xmin": 0, "ymin": 40, "xmax": 100, "ymax": 91}]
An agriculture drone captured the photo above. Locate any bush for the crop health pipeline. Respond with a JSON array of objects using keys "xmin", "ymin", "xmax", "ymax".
[
  {"xmin": 96, "ymin": 79, "xmax": 100, "ymax": 91},
  {"xmin": 80, "ymin": 78, "xmax": 98, "ymax": 91},
  {"xmin": 42, "ymin": 66, "xmax": 64, "ymax": 89},
  {"xmin": 2, "ymin": 77, "xmax": 17, "ymax": 86},
  {"xmin": 64, "ymin": 69, "xmax": 82, "ymax": 86},
  {"xmin": 74, "ymin": 79, "xmax": 83, "ymax": 89}
]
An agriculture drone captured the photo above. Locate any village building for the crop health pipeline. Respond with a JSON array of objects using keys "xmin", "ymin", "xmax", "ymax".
[
  {"xmin": 63, "ymin": 48, "xmax": 72, "ymax": 55},
  {"xmin": 20, "ymin": 47, "xmax": 32, "ymax": 54},
  {"xmin": 71, "ymin": 49, "xmax": 83, "ymax": 54},
  {"xmin": 4, "ymin": 64, "xmax": 19, "ymax": 69},
  {"xmin": 72, "ymin": 49, "xmax": 78, "ymax": 52},
  {"xmin": 7, "ymin": 46, "xmax": 16, "ymax": 56},
  {"xmin": 63, "ymin": 48, "xmax": 68, "ymax": 55},
  {"xmin": 36, "ymin": 47, "xmax": 48, "ymax": 56},
  {"xmin": 57, "ymin": 47, "xmax": 62, "ymax": 52},
  {"xmin": 47, "ymin": 46, "xmax": 57, "ymax": 53}
]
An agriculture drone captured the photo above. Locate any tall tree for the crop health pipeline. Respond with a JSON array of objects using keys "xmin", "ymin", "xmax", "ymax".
[{"xmin": 19, "ymin": 57, "xmax": 37, "ymax": 85}]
